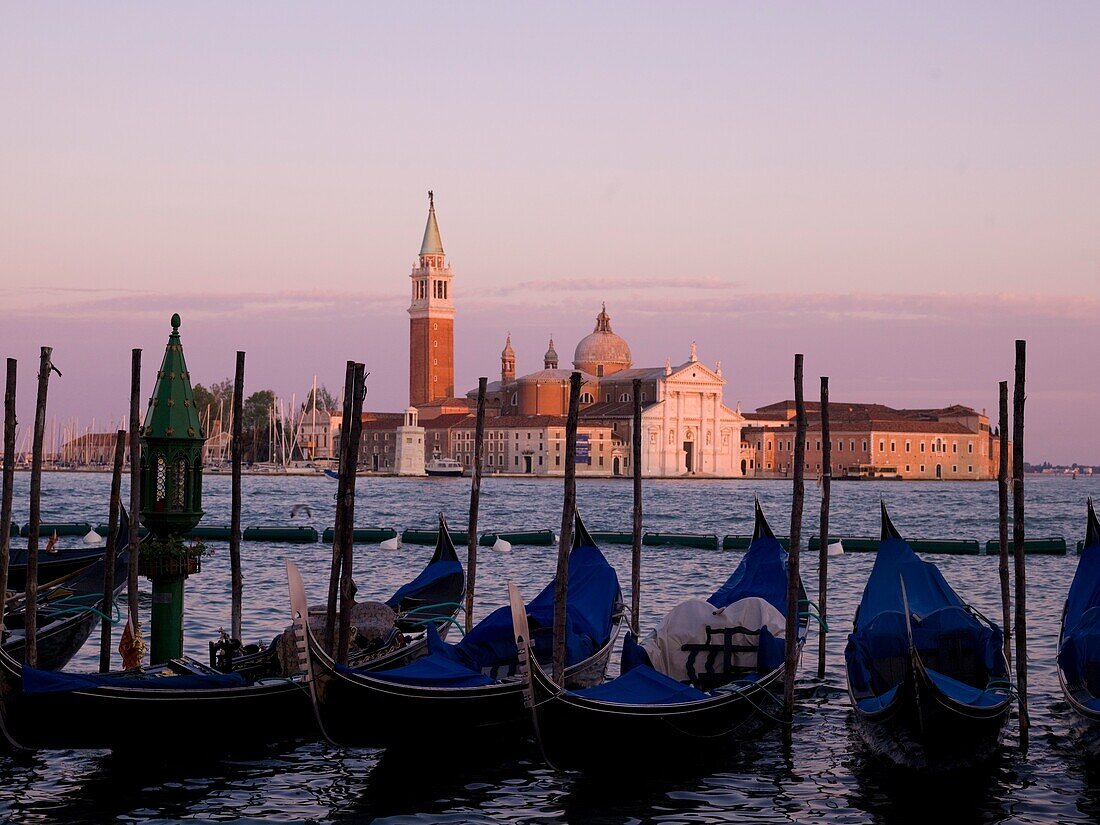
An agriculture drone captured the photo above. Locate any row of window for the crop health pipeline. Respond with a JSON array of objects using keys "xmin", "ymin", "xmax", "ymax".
[
  {"xmin": 759, "ymin": 437, "xmax": 976, "ymax": 455},
  {"xmin": 413, "ymin": 279, "xmax": 449, "ymax": 301}
]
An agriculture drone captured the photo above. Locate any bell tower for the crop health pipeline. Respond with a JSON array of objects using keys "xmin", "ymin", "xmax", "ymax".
[{"xmin": 409, "ymin": 191, "xmax": 455, "ymax": 406}]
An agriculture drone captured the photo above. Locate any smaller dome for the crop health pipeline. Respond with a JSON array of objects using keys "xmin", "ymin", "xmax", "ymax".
[{"xmin": 544, "ymin": 337, "xmax": 558, "ymax": 369}]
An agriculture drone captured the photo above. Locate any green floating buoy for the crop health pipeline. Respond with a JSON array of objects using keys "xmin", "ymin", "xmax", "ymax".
[
  {"xmin": 22, "ymin": 521, "xmax": 93, "ymax": 537},
  {"xmin": 643, "ymin": 532, "xmax": 719, "ymax": 551},
  {"xmin": 985, "ymin": 537, "xmax": 1066, "ymax": 556},
  {"xmin": 808, "ymin": 536, "xmax": 879, "ymax": 552},
  {"xmin": 243, "ymin": 525, "xmax": 319, "ymax": 543},
  {"xmin": 479, "ymin": 529, "xmax": 554, "ymax": 547}
]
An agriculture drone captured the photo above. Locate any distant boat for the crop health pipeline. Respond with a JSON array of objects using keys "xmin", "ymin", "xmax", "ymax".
[
  {"xmin": 425, "ymin": 458, "xmax": 464, "ymax": 477},
  {"xmin": 324, "ymin": 469, "xmax": 340, "ymax": 480}
]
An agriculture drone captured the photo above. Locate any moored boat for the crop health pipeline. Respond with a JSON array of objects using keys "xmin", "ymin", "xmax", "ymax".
[
  {"xmin": 1057, "ymin": 498, "xmax": 1100, "ymax": 751},
  {"xmin": 513, "ymin": 501, "xmax": 806, "ymax": 773},
  {"xmin": 845, "ymin": 502, "xmax": 1012, "ymax": 769},
  {"xmin": 288, "ymin": 512, "xmax": 623, "ymax": 749},
  {"xmin": 425, "ymin": 457, "xmax": 464, "ymax": 477},
  {"xmin": 0, "ymin": 515, "xmax": 466, "ymax": 752}
]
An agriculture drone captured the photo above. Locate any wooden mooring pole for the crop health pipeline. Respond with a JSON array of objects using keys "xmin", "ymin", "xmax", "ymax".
[
  {"xmin": 99, "ymin": 429, "xmax": 125, "ymax": 672},
  {"xmin": 0, "ymin": 360, "xmax": 16, "ymax": 630},
  {"xmin": 230, "ymin": 351, "xmax": 245, "ymax": 642},
  {"xmin": 335, "ymin": 363, "xmax": 366, "ymax": 665},
  {"xmin": 466, "ymin": 377, "xmax": 487, "ymax": 634},
  {"xmin": 25, "ymin": 347, "xmax": 57, "ymax": 667},
  {"xmin": 816, "ymin": 376, "xmax": 830, "ymax": 680},
  {"xmin": 631, "ymin": 377, "xmax": 643, "ymax": 637},
  {"xmin": 325, "ymin": 361, "xmax": 356, "ymax": 655},
  {"xmin": 552, "ymin": 372, "xmax": 582, "ymax": 685},
  {"xmin": 1012, "ymin": 340, "xmax": 1029, "ymax": 745},
  {"xmin": 997, "ymin": 380, "xmax": 1012, "ymax": 667},
  {"xmin": 783, "ymin": 354, "xmax": 806, "ymax": 720},
  {"xmin": 127, "ymin": 349, "xmax": 142, "ymax": 654}
]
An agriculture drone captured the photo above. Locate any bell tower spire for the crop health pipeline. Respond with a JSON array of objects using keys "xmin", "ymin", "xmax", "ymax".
[{"xmin": 409, "ymin": 191, "xmax": 455, "ymax": 407}]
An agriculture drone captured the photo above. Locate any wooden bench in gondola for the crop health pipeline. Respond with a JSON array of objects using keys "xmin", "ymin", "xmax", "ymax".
[{"xmin": 682, "ymin": 625, "xmax": 763, "ymax": 691}]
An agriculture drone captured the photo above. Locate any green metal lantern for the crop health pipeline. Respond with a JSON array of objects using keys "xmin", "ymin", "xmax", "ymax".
[
  {"xmin": 140, "ymin": 313, "xmax": 206, "ymax": 538},
  {"xmin": 139, "ymin": 313, "xmax": 207, "ymax": 664}
]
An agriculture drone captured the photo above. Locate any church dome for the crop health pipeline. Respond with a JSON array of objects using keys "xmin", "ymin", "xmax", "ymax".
[{"xmin": 573, "ymin": 304, "xmax": 631, "ymax": 376}]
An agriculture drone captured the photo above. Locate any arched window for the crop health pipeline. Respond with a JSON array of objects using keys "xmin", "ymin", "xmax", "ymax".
[
  {"xmin": 510, "ymin": 392, "xmax": 518, "ymax": 406},
  {"xmin": 173, "ymin": 455, "xmax": 187, "ymax": 509},
  {"xmin": 156, "ymin": 456, "xmax": 167, "ymax": 502},
  {"xmin": 620, "ymin": 393, "xmax": 630, "ymax": 402},
  {"xmin": 579, "ymin": 392, "xmax": 594, "ymax": 403}
]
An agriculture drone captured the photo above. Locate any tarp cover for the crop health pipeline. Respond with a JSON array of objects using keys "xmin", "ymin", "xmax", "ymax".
[
  {"xmin": 1059, "ymin": 605, "xmax": 1100, "ymax": 696},
  {"xmin": 23, "ymin": 667, "xmax": 247, "ymax": 695},
  {"xmin": 571, "ymin": 664, "xmax": 710, "ymax": 705},
  {"xmin": 339, "ymin": 626, "xmax": 494, "ymax": 688},
  {"xmin": 708, "ymin": 532, "xmax": 790, "ymax": 613},
  {"xmin": 853, "ymin": 537, "xmax": 963, "ymax": 630},
  {"xmin": 385, "ymin": 559, "xmax": 463, "ymax": 611},
  {"xmin": 368, "ymin": 542, "xmax": 619, "ymax": 686},
  {"xmin": 636, "ymin": 597, "xmax": 786, "ymax": 683},
  {"xmin": 846, "ymin": 534, "xmax": 1006, "ymax": 708}
]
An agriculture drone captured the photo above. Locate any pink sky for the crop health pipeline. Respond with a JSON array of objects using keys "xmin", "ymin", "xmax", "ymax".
[{"xmin": 1, "ymin": 4, "xmax": 1098, "ymax": 462}]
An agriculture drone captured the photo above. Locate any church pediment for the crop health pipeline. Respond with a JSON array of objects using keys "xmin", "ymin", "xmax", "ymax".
[{"xmin": 664, "ymin": 361, "xmax": 726, "ymax": 386}]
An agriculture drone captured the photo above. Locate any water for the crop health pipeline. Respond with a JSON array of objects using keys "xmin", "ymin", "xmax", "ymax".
[{"xmin": 0, "ymin": 472, "xmax": 1098, "ymax": 824}]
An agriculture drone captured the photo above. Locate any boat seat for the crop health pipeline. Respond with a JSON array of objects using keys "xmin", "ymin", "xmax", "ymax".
[{"xmin": 682, "ymin": 625, "xmax": 761, "ymax": 691}]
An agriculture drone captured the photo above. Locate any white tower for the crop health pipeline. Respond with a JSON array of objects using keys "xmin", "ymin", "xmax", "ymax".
[{"xmin": 394, "ymin": 407, "xmax": 426, "ymax": 476}]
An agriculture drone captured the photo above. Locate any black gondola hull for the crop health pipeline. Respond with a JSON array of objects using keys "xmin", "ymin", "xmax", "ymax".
[
  {"xmin": 849, "ymin": 668, "xmax": 1010, "ymax": 769},
  {"xmin": 527, "ymin": 660, "xmax": 784, "ymax": 773}
]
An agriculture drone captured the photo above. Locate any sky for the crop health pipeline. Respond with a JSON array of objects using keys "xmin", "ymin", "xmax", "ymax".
[{"xmin": 1, "ymin": 3, "xmax": 1098, "ymax": 463}]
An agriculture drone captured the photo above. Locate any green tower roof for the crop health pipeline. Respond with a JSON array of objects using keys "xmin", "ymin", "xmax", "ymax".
[
  {"xmin": 419, "ymin": 190, "xmax": 444, "ymax": 256},
  {"xmin": 143, "ymin": 313, "xmax": 205, "ymax": 443}
]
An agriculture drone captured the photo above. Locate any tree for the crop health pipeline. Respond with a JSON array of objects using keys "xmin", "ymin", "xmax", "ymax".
[
  {"xmin": 192, "ymin": 378, "xmax": 236, "ymax": 430},
  {"xmin": 302, "ymin": 384, "xmax": 337, "ymax": 414},
  {"xmin": 242, "ymin": 390, "xmax": 277, "ymax": 462}
]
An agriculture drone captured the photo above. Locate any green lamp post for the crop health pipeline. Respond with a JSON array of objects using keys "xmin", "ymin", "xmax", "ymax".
[{"xmin": 139, "ymin": 313, "xmax": 206, "ymax": 664}]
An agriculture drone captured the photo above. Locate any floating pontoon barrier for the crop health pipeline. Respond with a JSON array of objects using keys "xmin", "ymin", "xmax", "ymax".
[
  {"xmin": 401, "ymin": 527, "xmax": 470, "ymax": 546},
  {"xmin": 985, "ymin": 537, "xmax": 1067, "ymax": 556},
  {"xmin": 722, "ymin": 534, "xmax": 791, "ymax": 550},
  {"xmin": 321, "ymin": 527, "xmax": 399, "ymax": 544},
  {"xmin": 808, "ymin": 536, "xmax": 879, "ymax": 552},
  {"xmin": 643, "ymin": 532, "xmax": 719, "ymax": 551},
  {"xmin": 590, "ymin": 531, "xmax": 634, "ymax": 545},
  {"xmin": 94, "ymin": 523, "xmax": 150, "ymax": 538},
  {"xmin": 478, "ymin": 529, "xmax": 554, "ymax": 547},
  {"xmin": 23, "ymin": 521, "xmax": 93, "ymax": 537},
  {"xmin": 8, "ymin": 523, "xmax": 18, "ymax": 538},
  {"xmin": 242, "ymin": 525, "xmax": 319, "ymax": 543}
]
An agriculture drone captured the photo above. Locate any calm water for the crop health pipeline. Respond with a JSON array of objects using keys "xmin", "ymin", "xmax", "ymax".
[{"xmin": 1, "ymin": 472, "xmax": 1099, "ymax": 824}]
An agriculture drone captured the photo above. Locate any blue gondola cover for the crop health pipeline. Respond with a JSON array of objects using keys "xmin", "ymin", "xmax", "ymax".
[
  {"xmin": 571, "ymin": 665, "xmax": 710, "ymax": 705},
  {"xmin": 364, "ymin": 540, "xmax": 619, "ymax": 686},
  {"xmin": 23, "ymin": 667, "xmax": 247, "ymax": 694},
  {"xmin": 385, "ymin": 559, "xmax": 464, "ymax": 610},
  {"xmin": 708, "ymin": 530, "xmax": 790, "ymax": 614}
]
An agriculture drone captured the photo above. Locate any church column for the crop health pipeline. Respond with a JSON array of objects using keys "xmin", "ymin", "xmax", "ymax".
[
  {"xmin": 675, "ymin": 389, "xmax": 683, "ymax": 474},
  {"xmin": 661, "ymin": 385, "xmax": 669, "ymax": 476},
  {"xmin": 713, "ymin": 392, "xmax": 720, "ymax": 474}
]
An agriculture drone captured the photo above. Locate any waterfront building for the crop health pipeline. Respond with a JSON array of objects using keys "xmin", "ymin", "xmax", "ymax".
[
  {"xmin": 741, "ymin": 401, "xmax": 1007, "ymax": 480},
  {"xmin": 471, "ymin": 305, "xmax": 747, "ymax": 477}
]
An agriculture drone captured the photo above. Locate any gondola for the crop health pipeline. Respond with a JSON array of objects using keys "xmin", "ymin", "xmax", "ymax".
[
  {"xmin": 2, "ymin": 509, "xmax": 131, "ymax": 671},
  {"xmin": 1058, "ymin": 497, "xmax": 1100, "ymax": 752},
  {"xmin": 288, "ymin": 511, "xmax": 624, "ymax": 748},
  {"xmin": 845, "ymin": 502, "xmax": 1012, "ymax": 769},
  {"xmin": 5, "ymin": 545, "xmax": 106, "ymax": 593},
  {"xmin": 0, "ymin": 515, "xmax": 466, "ymax": 752},
  {"xmin": 511, "ymin": 501, "xmax": 806, "ymax": 772},
  {"xmin": 216, "ymin": 513, "xmax": 466, "ymax": 678}
]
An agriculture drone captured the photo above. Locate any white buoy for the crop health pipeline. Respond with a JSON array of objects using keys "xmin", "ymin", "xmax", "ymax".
[
  {"xmin": 83, "ymin": 528, "xmax": 103, "ymax": 545},
  {"xmin": 379, "ymin": 536, "xmax": 401, "ymax": 551},
  {"xmin": 493, "ymin": 537, "xmax": 512, "ymax": 553},
  {"xmin": 827, "ymin": 540, "xmax": 845, "ymax": 556}
]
